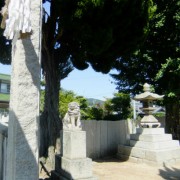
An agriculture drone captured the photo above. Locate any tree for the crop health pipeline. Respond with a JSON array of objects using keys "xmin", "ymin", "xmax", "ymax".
[
  {"xmin": 0, "ymin": 1, "xmax": 11, "ymax": 64},
  {"xmin": 104, "ymin": 98, "xmax": 114, "ymax": 118},
  {"xmin": 41, "ymin": 88, "xmax": 88, "ymax": 120},
  {"xmin": 104, "ymin": 93, "xmax": 131, "ymax": 120},
  {"xmin": 59, "ymin": 89, "xmax": 88, "ymax": 119},
  {"xmin": 85, "ymin": 106, "xmax": 104, "ymax": 120},
  {"xmin": 111, "ymin": 0, "xmax": 180, "ymax": 138},
  {"xmin": 41, "ymin": 0, "xmax": 154, "ymax": 158},
  {"xmin": 1, "ymin": 0, "xmax": 155, "ymax": 160}
]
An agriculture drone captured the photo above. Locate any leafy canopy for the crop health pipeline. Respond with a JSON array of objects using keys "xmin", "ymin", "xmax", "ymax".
[
  {"xmin": 111, "ymin": 0, "xmax": 180, "ymax": 97},
  {"xmin": 43, "ymin": 0, "xmax": 155, "ymax": 73},
  {"xmin": 0, "ymin": 1, "xmax": 11, "ymax": 64},
  {"xmin": 0, "ymin": 0, "xmax": 155, "ymax": 71}
]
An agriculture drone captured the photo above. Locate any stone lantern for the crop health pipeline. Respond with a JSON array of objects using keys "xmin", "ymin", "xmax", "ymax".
[
  {"xmin": 118, "ymin": 84, "xmax": 180, "ymax": 166},
  {"xmin": 133, "ymin": 83, "xmax": 164, "ymax": 128}
]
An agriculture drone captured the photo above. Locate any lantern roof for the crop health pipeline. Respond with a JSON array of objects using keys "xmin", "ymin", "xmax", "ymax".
[{"xmin": 133, "ymin": 83, "xmax": 164, "ymax": 101}]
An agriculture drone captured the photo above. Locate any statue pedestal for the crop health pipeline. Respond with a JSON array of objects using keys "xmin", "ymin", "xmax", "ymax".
[
  {"xmin": 51, "ymin": 130, "xmax": 97, "ymax": 180},
  {"xmin": 117, "ymin": 128, "xmax": 180, "ymax": 166}
]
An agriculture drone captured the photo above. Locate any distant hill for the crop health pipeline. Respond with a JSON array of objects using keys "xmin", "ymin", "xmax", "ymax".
[{"xmin": 87, "ymin": 98, "xmax": 104, "ymax": 106}]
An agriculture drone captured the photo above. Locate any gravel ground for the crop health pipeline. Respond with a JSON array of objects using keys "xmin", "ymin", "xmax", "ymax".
[
  {"xmin": 39, "ymin": 157, "xmax": 180, "ymax": 180},
  {"xmin": 93, "ymin": 157, "xmax": 180, "ymax": 180}
]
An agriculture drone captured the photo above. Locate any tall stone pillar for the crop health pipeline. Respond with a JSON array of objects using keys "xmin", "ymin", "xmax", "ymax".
[{"xmin": 5, "ymin": 0, "xmax": 42, "ymax": 180}]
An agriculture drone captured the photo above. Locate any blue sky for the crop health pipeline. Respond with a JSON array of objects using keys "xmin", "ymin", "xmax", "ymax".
[
  {"xmin": 0, "ymin": 63, "xmax": 118, "ymax": 100},
  {"xmin": 61, "ymin": 67, "xmax": 118, "ymax": 100}
]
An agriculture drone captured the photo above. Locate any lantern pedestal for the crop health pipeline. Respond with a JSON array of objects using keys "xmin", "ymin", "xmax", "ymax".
[{"xmin": 117, "ymin": 128, "xmax": 180, "ymax": 165}]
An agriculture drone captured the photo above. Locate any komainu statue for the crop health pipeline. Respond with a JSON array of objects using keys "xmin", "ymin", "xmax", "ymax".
[{"xmin": 63, "ymin": 102, "xmax": 81, "ymax": 130}]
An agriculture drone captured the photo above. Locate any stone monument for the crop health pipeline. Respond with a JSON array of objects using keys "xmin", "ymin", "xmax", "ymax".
[
  {"xmin": 117, "ymin": 83, "xmax": 180, "ymax": 165},
  {"xmin": 51, "ymin": 102, "xmax": 97, "ymax": 180},
  {"xmin": 1, "ymin": 0, "xmax": 42, "ymax": 179}
]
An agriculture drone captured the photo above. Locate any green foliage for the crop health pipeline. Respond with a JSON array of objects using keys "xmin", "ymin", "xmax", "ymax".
[
  {"xmin": 0, "ymin": 2, "xmax": 11, "ymax": 64},
  {"xmin": 84, "ymin": 93, "xmax": 131, "ymax": 120},
  {"xmin": 104, "ymin": 93, "xmax": 131, "ymax": 120},
  {"xmin": 59, "ymin": 90, "xmax": 76, "ymax": 117},
  {"xmin": 104, "ymin": 98, "xmax": 114, "ymax": 117},
  {"xmin": 59, "ymin": 90, "xmax": 106, "ymax": 120},
  {"xmin": 110, "ymin": 0, "xmax": 180, "ymax": 137},
  {"xmin": 112, "ymin": 0, "xmax": 180, "ymax": 98},
  {"xmin": 75, "ymin": 0, "xmax": 104, "ymax": 18},
  {"xmin": 41, "ymin": 88, "xmax": 132, "ymax": 120},
  {"xmin": 59, "ymin": 89, "xmax": 88, "ymax": 118},
  {"xmin": 40, "ymin": 90, "xmax": 45, "ymax": 113},
  {"xmin": 40, "ymin": 88, "xmax": 88, "ymax": 118},
  {"xmin": 154, "ymin": 112, "xmax": 165, "ymax": 118},
  {"xmin": 47, "ymin": 0, "xmax": 154, "ymax": 73},
  {"xmin": 84, "ymin": 106, "xmax": 104, "ymax": 120}
]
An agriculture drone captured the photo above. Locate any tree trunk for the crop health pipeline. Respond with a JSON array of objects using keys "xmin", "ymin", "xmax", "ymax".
[
  {"xmin": 165, "ymin": 98, "xmax": 180, "ymax": 140},
  {"xmin": 39, "ymin": 50, "xmax": 62, "ymax": 168}
]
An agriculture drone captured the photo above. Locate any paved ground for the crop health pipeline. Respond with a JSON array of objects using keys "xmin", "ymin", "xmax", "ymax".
[{"xmin": 39, "ymin": 157, "xmax": 180, "ymax": 180}]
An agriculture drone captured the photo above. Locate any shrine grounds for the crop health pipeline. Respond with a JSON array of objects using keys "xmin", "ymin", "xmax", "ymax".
[{"xmin": 39, "ymin": 156, "xmax": 180, "ymax": 180}]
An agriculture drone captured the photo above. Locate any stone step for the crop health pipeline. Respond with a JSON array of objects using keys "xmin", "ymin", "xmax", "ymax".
[
  {"xmin": 117, "ymin": 154, "xmax": 180, "ymax": 166},
  {"xmin": 130, "ymin": 134, "xmax": 172, "ymax": 142},
  {"xmin": 130, "ymin": 140, "xmax": 179, "ymax": 150},
  {"xmin": 118, "ymin": 144, "xmax": 180, "ymax": 164},
  {"xmin": 136, "ymin": 128, "xmax": 165, "ymax": 135}
]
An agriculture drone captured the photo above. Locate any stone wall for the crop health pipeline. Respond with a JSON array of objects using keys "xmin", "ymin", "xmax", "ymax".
[{"xmin": 81, "ymin": 120, "xmax": 135, "ymax": 159}]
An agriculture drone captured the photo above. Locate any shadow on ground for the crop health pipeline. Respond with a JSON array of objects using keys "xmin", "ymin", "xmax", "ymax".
[
  {"xmin": 94, "ymin": 155, "xmax": 124, "ymax": 163},
  {"xmin": 159, "ymin": 164, "xmax": 180, "ymax": 180}
]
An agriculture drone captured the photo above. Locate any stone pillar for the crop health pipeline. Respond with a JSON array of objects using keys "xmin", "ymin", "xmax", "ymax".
[{"xmin": 5, "ymin": 0, "xmax": 42, "ymax": 180}]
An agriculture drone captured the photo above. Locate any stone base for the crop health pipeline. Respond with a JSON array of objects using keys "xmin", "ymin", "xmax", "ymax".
[
  {"xmin": 117, "ymin": 128, "xmax": 180, "ymax": 166},
  {"xmin": 117, "ymin": 145, "xmax": 180, "ymax": 166},
  {"xmin": 117, "ymin": 154, "xmax": 180, "ymax": 167},
  {"xmin": 51, "ymin": 170, "xmax": 97, "ymax": 180},
  {"xmin": 54, "ymin": 155, "xmax": 93, "ymax": 179},
  {"xmin": 52, "ymin": 130, "xmax": 97, "ymax": 180},
  {"xmin": 61, "ymin": 130, "xmax": 86, "ymax": 159}
]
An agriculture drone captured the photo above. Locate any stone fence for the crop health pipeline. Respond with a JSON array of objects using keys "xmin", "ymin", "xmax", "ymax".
[
  {"xmin": 81, "ymin": 119, "xmax": 136, "ymax": 159},
  {"xmin": 0, "ymin": 122, "xmax": 8, "ymax": 180}
]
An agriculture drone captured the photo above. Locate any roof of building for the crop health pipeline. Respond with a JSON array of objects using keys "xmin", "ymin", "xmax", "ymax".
[
  {"xmin": 0, "ymin": 73, "xmax": 11, "ymax": 81},
  {"xmin": 0, "ymin": 93, "xmax": 10, "ymax": 102}
]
